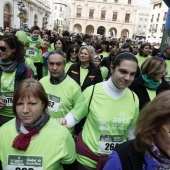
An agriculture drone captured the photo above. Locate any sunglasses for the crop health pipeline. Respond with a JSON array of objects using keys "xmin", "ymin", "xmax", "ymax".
[
  {"xmin": 71, "ymin": 50, "xmax": 78, "ymax": 53},
  {"xmin": 0, "ymin": 46, "xmax": 6, "ymax": 52}
]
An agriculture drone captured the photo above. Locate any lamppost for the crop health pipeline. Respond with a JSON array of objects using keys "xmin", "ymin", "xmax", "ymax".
[{"xmin": 17, "ymin": 0, "xmax": 25, "ymax": 29}]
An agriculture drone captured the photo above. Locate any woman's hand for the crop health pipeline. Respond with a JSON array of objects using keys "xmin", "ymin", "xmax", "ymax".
[
  {"xmin": 56, "ymin": 118, "xmax": 69, "ymax": 128},
  {"xmin": 0, "ymin": 97, "xmax": 6, "ymax": 109}
]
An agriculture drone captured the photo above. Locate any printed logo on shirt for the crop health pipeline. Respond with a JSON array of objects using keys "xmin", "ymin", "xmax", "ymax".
[{"xmin": 7, "ymin": 155, "xmax": 43, "ymax": 170}]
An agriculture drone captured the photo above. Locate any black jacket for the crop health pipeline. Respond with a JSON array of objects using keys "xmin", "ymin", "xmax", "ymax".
[
  {"xmin": 67, "ymin": 62, "xmax": 103, "ymax": 91},
  {"xmin": 115, "ymin": 140, "xmax": 144, "ymax": 170},
  {"xmin": 129, "ymin": 75, "xmax": 170, "ymax": 110}
]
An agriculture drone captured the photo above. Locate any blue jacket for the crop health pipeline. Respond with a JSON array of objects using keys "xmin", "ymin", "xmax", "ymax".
[
  {"xmin": 103, "ymin": 140, "xmax": 158, "ymax": 170},
  {"xmin": 0, "ymin": 60, "xmax": 34, "ymax": 89}
]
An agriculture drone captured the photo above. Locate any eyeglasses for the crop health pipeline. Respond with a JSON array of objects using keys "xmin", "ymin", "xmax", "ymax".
[
  {"xmin": 71, "ymin": 50, "xmax": 78, "ymax": 53},
  {"xmin": 161, "ymin": 125, "xmax": 170, "ymax": 133},
  {"xmin": 85, "ymin": 41, "xmax": 90, "ymax": 43},
  {"xmin": 0, "ymin": 46, "xmax": 6, "ymax": 52}
]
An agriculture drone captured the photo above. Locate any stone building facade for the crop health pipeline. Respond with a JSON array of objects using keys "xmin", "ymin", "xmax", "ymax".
[
  {"xmin": 69, "ymin": 0, "xmax": 138, "ymax": 38},
  {"xmin": 0, "ymin": 0, "xmax": 50, "ymax": 30}
]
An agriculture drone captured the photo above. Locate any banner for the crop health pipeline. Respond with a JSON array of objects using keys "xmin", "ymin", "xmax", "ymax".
[{"xmin": 160, "ymin": 8, "xmax": 170, "ymax": 52}]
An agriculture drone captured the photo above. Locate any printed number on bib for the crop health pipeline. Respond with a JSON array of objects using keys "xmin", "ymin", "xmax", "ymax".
[
  {"xmin": 0, "ymin": 92, "xmax": 13, "ymax": 106},
  {"xmin": 26, "ymin": 48, "xmax": 38, "ymax": 57},
  {"xmin": 98, "ymin": 134, "xmax": 124, "ymax": 154},
  {"xmin": 7, "ymin": 155, "xmax": 43, "ymax": 170},
  {"xmin": 48, "ymin": 94, "xmax": 60, "ymax": 112}
]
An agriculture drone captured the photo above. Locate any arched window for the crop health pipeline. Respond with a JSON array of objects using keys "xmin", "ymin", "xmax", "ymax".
[{"xmin": 3, "ymin": 4, "xmax": 11, "ymax": 29}]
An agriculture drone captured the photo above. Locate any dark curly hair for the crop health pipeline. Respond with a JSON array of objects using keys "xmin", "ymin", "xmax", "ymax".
[{"xmin": 0, "ymin": 34, "xmax": 25, "ymax": 61}]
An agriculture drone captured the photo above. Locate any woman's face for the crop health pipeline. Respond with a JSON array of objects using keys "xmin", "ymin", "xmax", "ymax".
[
  {"xmin": 111, "ymin": 60, "xmax": 137, "ymax": 89},
  {"xmin": 154, "ymin": 123, "xmax": 170, "ymax": 157},
  {"xmin": 0, "ymin": 40, "xmax": 16, "ymax": 61},
  {"xmin": 79, "ymin": 49, "xmax": 90, "ymax": 63},
  {"xmin": 101, "ymin": 43, "xmax": 107, "ymax": 50},
  {"xmin": 42, "ymin": 34, "xmax": 49, "ymax": 41},
  {"xmin": 16, "ymin": 96, "xmax": 44, "ymax": 125},
  {"xmin": 55, "ymin": 40, "xmax": 63, "ymax": 51},
  {"xmin": 142, "ymin": 45, "xmax": 150, "ymax": 56},
  {"xmin": 154, "ymin": 69, "xmax": 166, "ymax": 81},
  {"xmin": 70, "ymin": 48, "xmax": 78, "ymax": 59}
]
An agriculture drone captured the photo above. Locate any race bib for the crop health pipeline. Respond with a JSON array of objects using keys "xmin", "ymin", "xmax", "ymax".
[
  {"xmin": 7, "ymin": 155, "xmax": 43, "ymax": 170},
  {"xmin": 26, "ymin": 48, "xmax": 38, "ymax": 57},
  {"xmin": 0, "ymin": 92, "xmax": 13, "ymax": 106},
  {"xmin": 97, "ymin": 134, "xmax": 124, "ymax": 154},
  {"xmin": 48, "ymin": 94, "xmax": 60, "ymax": 112}
]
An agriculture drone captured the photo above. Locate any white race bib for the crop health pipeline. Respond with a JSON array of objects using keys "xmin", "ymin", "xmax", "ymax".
[
  {"xmin": 48, "ymin": 94, "xmax": 60, "ymax": 112},
  {"xmin": 0, "ymin": 92, "xmax": 13, "ymax": 106},
  {"xmin": 26, "ymin": 48, "xmax": 38, "ymax": 57},
  {"xmin": 7, "ymin": 155, "xmax": 43, "ymax": 170},
  {"xmin": 97, "ymin": 134, "xmax": 124, "ymax": 154}
]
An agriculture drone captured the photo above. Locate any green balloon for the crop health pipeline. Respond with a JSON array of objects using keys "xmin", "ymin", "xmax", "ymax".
[
  {"xmin": 0, "ymin": 32, "xmax": 4, "ymax": 36},
  {"xmin": 15, "ymin": 31, "xmax": 27, "ymax": 44},
  {"xmin": 100, "ymin": 66, "xmax": 109, "ymax": 80}
]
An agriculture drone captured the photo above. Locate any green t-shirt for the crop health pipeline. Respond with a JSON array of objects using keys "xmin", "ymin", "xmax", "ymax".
[
  {"xmin": 80, "ymin": 67, "xmax": 88, "ymax": 86},
  {"xmin": 65, "ymin": 61, "xmax": 74, "ymax": 73},
  {"xmin": 136, "ymin": 53, "xmax": 150, "ymax": 68},
  {"xmin": 39, "ymin": 75, "xmax": 88, "ymax": 133},
  {"xmin": 101, "ymin": 51, "xmax": 109, "ymax": 58},
  {"xmin": 76, "ymin": 82, "xmax": 139, "ymax": 168},
  {"xmin": 147, "ymin": 89, "xmax": 156, "ymax": 101},
  {"xmin": 0, "ymin": 71, "xmax": 16, "ymax": 117},
  {"xmin": 25, "ymin": 57, "xmax": 37, "ymax": 76},
  {"xmin": 165, "ymin": 60, "xmax": 170, "ymax": 82},
  {"xmin": 0, "ymin": 118, "xmax": 76, "ymax": 170},
  {"xmin": 25, "ymin": 36, "xmax": 44, "ymax": 63}
]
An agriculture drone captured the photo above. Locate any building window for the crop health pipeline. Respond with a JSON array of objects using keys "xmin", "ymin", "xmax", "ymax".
[
  {"xmin": 139, "ymin": 25, "xmax": 141, "ymax": 28},
  {"xmin": 151, "ymin": 14, "xmax": 154, "ymax": 22},
  {"xmin": 140, "ymin": 18, "xmax": 142, "ymax": 21},
  {"xmin": 125, "ymin": 13, "xmax": 130, "ymax": 23},
  {"xmin": 76, "ymin": 7, "xmax": 81, "ymax": 18},
  {"xmin": 161, "ymin": 24, "xmax": 164, "ymax": 32},
  {"xmin": 115, "ymin": 0, "xmax": 118, "ymax": 3},
  {"xmin": 156, "ymin": 24, "xmax": 158, "ymax": 32},
  {"xmin": 112, "ymin": 12, "xmax": 117, "ymax": 21},
  {"xmin": 89, "ymin": 9, "xmax": 94, "ymax": 19},
  {"xmin": 163, "ymin": 12, "xmax": 167, "ymax": 21},
  {"xmin": 157, "ymin": 13, "xmax": 160, "ymax": 22},
  {"xmin": 60, "ymin": 7, "xmax": 62, "ymax": 12},
  {"xmin": 101, "ymin": 10, "xmax": 106, "ymax": 20},
  {"xmin": 144, "ymin": 25, "xmax": 146, "ymax": 28},
  {"xmin": 128, "ymin": 0, "xmax": 131, "ymax": 4},
  {"xmin": 55, "ymin": 6, "xmax": 57, "ymax": 10}
]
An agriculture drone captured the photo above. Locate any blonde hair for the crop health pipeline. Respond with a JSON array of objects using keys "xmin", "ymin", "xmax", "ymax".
[
  {"xmin": 78, "ymin": 46, "xmax": 95, "ymax": 64},
  {"xmin": 141, "ymin": 57, "xmax": 166, "ymax": 80}
]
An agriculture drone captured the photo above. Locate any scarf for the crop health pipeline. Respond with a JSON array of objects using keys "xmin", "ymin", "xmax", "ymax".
[
  {"xmin": 141, "ymin": 73, "xmax": 160, "ymax": 90},
  {"xmin": 147, "ymin": 143, "xmax": 170, "ymax": 169},
  {"xmin": 12, "ymin": 110, "xmax": 50, "ymax": 151},
  {"xmin": 30, "ymin": 36, "xmax": 38, "ymax": 41},
  {"xmin": 0, "ymin": 59, "xmax": 18, "ymax": 72}
]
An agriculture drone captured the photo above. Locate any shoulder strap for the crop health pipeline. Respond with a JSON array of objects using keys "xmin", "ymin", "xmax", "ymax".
[{"xmin": 88, "ymin": 84, "xmax": 95, "ymax": 113}]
